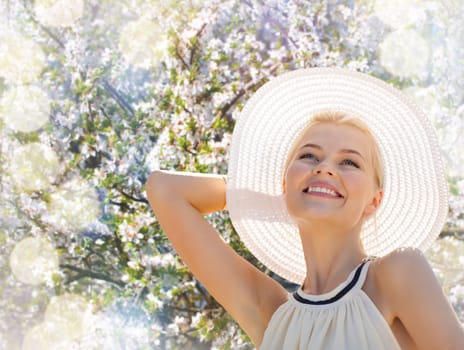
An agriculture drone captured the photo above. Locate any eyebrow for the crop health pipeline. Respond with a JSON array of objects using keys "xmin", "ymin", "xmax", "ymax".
[{"xmin": 300, "ymin": 143, "xmax": 366, "ymax": 161}]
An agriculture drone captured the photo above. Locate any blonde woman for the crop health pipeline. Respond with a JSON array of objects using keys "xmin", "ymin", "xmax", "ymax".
[{"xmin": 146, "ymin": 68, "xmax": 464, "ymax": 349}]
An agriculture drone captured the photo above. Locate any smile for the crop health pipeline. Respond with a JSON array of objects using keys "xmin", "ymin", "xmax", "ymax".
[{"xmin": 303, "ymin": 186, "xmax": 343, "ymax": 198}]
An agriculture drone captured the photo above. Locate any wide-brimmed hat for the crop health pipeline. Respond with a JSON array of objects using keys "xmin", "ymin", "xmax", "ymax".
[{"xmin": 226, "ymin": 67, "xmax": 448, "ymax": 284}]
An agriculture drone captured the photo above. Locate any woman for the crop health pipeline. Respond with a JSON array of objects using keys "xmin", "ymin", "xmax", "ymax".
[{"xmin": 146, "ymin": 68, "xmax": 464, "ymax": 349}]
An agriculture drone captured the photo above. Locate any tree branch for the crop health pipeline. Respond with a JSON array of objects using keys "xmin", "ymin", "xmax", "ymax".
[
  {"xmin": 175, "ymin": 41, "xmax": 190, "ymax": 70},
  {"xmin": 170, "ymin": 305, "xmax": 223, "ymax": 314},
  {"xmin": 61, "ymin": 263, "xmax": 125, "ymax": 288},
  {"xmin": 100, "ymin": 79, "xmax": 135, "ymax": 117},
  {"xmin": 218, "ymin": 63, "xmax": 280, "ymax": 120},
  {"xmin": 441, "ymin": 229, "xmax": 464, "ymax": 238},
  {"xmin": 20, "ymin": 1, "xmax": 65, "ymax": 49},
  {"xmin": 116, "ymin": 187, "xmax": 149, "ymax": 204},
  {"xmin": 189, "ymin": 23, "xmax": 208, "ymax": 65},
  {"xmin": 113, "ymin": 230, "xmax": 130, "ymax": 265}
]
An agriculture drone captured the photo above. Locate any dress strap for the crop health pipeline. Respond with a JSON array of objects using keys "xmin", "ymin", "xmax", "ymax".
[
  {"xmin": 355, "ymin": 256, "xmax": 375, "ymax": 289},
  {"xmin": 293, "ymin": 261, "xmax": 368, "ymax": 305}
]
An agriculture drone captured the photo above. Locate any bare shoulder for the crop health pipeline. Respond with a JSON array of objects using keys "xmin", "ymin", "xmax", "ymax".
[
  {"xmin": 367, "ymin": 247, "xmax": 431, "ymax": 302},
  {"xmin": 364, "ymin": 248, "xmax": 429, "ymax": 322},
  {"xmin": 372, "ymin": 247, "xmax": 431, "ymax": 283},
  {"xmin": 370, "ymin": 247, "xmax": 438, "ymax": 315},
  {"xmin": 370, "ymin": 247, "xmax": 464, "ymax": 349}
]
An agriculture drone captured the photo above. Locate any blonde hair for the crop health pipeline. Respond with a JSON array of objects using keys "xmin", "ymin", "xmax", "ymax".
[{"xmin": 285, "ymin": 111, "xmax": 384, "ymax": 189}]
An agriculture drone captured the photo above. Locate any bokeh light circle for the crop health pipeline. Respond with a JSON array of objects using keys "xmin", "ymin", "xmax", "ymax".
[
  {"xmin": 119, "ymin": 17, "xmax": 167, "ymax": 69},
  {"xmin": 404, "ymin": 87, "xmax": 464, "ymax": 177},
  {"xmin": 48, "ymin": 178, "xmax": 100, "ymax": 232},
  {"xmin": 404, "ymin": 86, "xmax": 442, "ymax": 123},
  {"xmin": 0, "ymin": 85, "xmax": 51, "ymax": 132},
  {"xmin": 379, "ymin": 29, "xmax": 430, "ymax": 78},
  {"xmin": 11, "ymin": 143, "xmax": 60, "ymax": 191},
  {"xmin": 84, "ymin": 306, "xmax": 152, "ymax": 349},
  {"xmin": 374, "ymin": 0, "xmax": 423, "ymax": 29},
  {"xmin": 22, "ymin": 322, "xmax": 73, "ymax": 350},
  {"xmin": 444, "ymin": 106, "xmax": 464, "ymax": 177},
  {"xmin": 44, "ymin": 294, "xmax": 92, "ymax": 342},
  {"xmin": 9, "ymin": 237, "xmax": 59, "ymax": 285},
  {"xmin": 34, "ymin": 0, "xmax": 84, "ymax": 28},
  {"xmin": 0, "ymin": 33, "xmax": 46, "ymax": 84},
  {"xmin": 427, "ymin": 236, "xmax": 464, "ymax": 286}
]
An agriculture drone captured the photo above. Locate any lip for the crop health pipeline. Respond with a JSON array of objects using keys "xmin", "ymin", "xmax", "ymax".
[{"xmin": 302, "ymin": 181, "xmax": 344, "ymax": 198}]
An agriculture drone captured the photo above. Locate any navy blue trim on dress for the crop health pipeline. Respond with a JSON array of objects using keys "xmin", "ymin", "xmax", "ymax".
[{"xmin": 293, "ymin": 262, "xmax": 365, "ymax": 305}]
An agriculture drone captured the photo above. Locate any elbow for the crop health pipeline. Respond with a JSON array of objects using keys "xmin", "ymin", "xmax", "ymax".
[{"xmin": 145, "ymin": 170, "xmax": 167, "ymax": 209}]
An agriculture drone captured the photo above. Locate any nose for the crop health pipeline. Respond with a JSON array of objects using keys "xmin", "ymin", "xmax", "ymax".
[{"xmin": 312, "ymin": 162, "xmax": 335, "ymax": 176}]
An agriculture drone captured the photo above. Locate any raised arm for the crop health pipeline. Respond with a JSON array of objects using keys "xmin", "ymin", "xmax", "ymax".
[
  {"xmin": 147, "ymin": 171, "xmax": 227, "ymax": 213},
  {"xmin": 145, "ymin": 170, "xmax": 286, "ymax": 346}
]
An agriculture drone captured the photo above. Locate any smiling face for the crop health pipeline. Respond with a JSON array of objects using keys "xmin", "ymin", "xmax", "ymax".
[{"xmin": 283, "ymin": 122, "xmax": 383, "ymax": 230}]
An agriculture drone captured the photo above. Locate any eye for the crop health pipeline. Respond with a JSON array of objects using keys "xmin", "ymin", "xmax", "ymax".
[
  {"xmin": 299, "ymin": 153, "xmax": 318, "ymax": 161},
  {"xmin": 341, "ymin": 159, "xmax": 359, "ymax": 168}
]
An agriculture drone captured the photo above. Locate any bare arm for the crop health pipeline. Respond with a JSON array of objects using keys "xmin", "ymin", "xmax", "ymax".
[
  {"xmin": 147, "ymin": 170, "xmax": 227, "ymax": 214},
  {"xmin": 381, "ymin": 248, "xmax": 464, "ymax": 349},
  {"xmin": 145, "ymin": 170, "xmax": 287, "ymax": 346}
]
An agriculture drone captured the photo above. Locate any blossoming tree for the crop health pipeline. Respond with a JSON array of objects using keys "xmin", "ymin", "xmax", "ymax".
[{"xmin": 0, "ymin": 0, "xmax": 463, "ymax": 348}]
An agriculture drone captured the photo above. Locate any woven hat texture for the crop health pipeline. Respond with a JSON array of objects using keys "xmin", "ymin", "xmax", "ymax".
[{"xmin": 226, "ymin": 67, "xmax": 448, "ymax": 284}]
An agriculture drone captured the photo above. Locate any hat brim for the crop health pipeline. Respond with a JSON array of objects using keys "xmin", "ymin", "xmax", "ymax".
[{"xmin": 226, "ymin": 68, "xmax": 448, "ymax": 284}]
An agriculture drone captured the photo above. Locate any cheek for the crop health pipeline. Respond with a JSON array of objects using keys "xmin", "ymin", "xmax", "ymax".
[
  {"xmin": 345, "ymin": 173, "xmax": 375, "ymax": 202},
  {"xmin": 285, "ymin": 162, "xmax": 308, "ymax": 184},
  {"xmin": 283, "ymin": 163, "xmax": 309, "ymax": 212},
  {"xmin": 346, "ymin": 175, "xmax": 366, "ymax": 192}
]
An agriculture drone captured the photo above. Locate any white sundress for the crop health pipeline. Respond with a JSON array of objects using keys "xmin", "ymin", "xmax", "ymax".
[{"xmin": 260, "ymin": 260, "xmax": 401, "ymax": 349}]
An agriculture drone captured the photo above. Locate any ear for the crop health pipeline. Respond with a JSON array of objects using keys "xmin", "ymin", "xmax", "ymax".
[
  {"xmin": 282, "ymin": 177, "xmax": 286, "ymax": 194},
  {"xmin": 363, "ymin": 189, "xmax": 383, "ymax": 217}
]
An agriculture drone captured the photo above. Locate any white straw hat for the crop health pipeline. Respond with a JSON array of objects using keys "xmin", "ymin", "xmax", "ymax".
[{"xmin": 226, "ymin": 67, "xmax": 448, "ymax": 284}]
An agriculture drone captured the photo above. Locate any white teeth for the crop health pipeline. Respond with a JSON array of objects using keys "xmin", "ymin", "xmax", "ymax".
[{"xmin": 306, "ymin": 186, "xmax": 338, "ymax": 197}]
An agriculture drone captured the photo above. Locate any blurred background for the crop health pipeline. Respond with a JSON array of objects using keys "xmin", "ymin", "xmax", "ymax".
[{"xmin": 0, "ymin": 0, "xmax": 463, "ymax": 348}]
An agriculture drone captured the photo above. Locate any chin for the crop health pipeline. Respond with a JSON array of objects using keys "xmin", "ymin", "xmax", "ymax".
[
  {"xmin": 286, "ymin": 198, "xmax": 345, "ymax": 222},
  {"xmin": 290, "ymin": 207, "xmax": 341, "ymax": 223}
]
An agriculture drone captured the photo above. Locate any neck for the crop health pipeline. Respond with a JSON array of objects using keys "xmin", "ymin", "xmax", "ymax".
[{"xmin": 298, "ymin": 219, "xmax": 366, "ymax": 295}]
